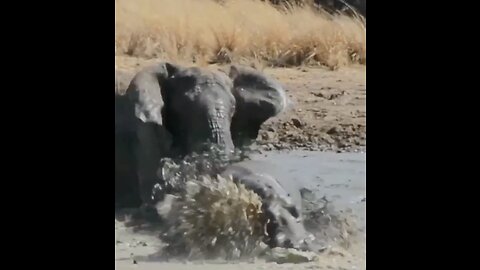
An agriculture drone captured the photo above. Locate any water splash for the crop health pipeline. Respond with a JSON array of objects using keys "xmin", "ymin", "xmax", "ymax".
[
  {"xmin": 159, "ymin": 174, "xmax": 267, "ymax": 260},
  {"xmin": 150, "ymin": 145, "xmax": 359, "ymax": 260},
  {"xmin": 154, "ymin": 144, "xmax": 251, "ymax": 200}
]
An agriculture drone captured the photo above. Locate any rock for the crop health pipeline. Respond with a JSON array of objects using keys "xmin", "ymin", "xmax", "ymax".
[
  {"xmin": 261, "ymin": 131, "xmax": 277, "ymax": 141},
  {"xmin": 321, "ymin": 134, "xmax": 336, "ymax": 145},
  {"xmin": 264, "ymin": 247, "xmax": 318, "ymax": 264},
  {"xmin": 338, "ymin": 141, "xmax": 348, "ymax": 148},
  {"xmin": 353, "ymin": 137, "xmax": 361, "ymax": 146},
  {"xmin": 274, "ymin": 143, "xmax": 283, "ymax": 150},
  {"xmin": 291, "ymin": 118, "xmax": 303, "ymax": 128},
  {"xmin": 326, "ymin": 126, "xmax": 339, "ymax": 135}
]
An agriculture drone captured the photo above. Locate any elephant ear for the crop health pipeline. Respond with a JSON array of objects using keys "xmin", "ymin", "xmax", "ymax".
[
  {"xmin": 229, "ymin": 65, "xmax": 287, "ymax": 147},
  {"xmin": 124, "ymin": 62, "xmax": 181, "ymax": 126}
]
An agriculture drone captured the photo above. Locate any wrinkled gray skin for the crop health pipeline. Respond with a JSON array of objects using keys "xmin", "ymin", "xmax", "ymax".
[
  {"xmin": 221, "ymin": 161, "xmax": 325, "ymax": 252},
  {"xmin": 115, "ymin": 63, "xmax": 286, "ymax": 208}
]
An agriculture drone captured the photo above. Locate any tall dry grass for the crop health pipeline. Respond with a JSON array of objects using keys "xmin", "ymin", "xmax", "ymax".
[{"xmin": 115, "ymin": 0, "xmax": 365, "ymax": 69}]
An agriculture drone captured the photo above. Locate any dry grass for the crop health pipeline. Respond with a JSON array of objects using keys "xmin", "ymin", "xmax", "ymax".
[{"xmin": 115, "ymin": 0, "xmax": 365, "ymax": 69}]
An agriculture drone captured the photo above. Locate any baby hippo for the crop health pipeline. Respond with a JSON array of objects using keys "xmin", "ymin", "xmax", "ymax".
[{"xmin": 221, "ymin": 160, "xmax": 325, "ymax": 252}]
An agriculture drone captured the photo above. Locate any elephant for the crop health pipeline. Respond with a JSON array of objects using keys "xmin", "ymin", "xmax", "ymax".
[
  {"xmin": 115, "ymin": 62, "xmax": 287, "ymax": 209},
  {"xmin": 221, "ymin": 160, "xmax": 325, "ymax": 252}
]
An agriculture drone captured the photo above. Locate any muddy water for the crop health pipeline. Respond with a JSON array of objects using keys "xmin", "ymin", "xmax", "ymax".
[
  {"xmin": 251, "ymin": 150, "xmax": 366, "ymax": 234},
  {"xmin": 115, "ymin": 150, "xmax": 366, "ymax": 270}
]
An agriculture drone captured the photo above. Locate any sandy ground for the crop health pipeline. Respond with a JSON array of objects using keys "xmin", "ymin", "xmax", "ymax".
[
  {"xmin": 115, "ymin": 56, "xmax": 366, "ymax": 152},
  {"xmin": 115, "ymin": 220, "xmax": 364, "ymax": 270}
]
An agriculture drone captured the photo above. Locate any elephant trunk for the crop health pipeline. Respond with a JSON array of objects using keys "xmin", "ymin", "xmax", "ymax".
[{"xmin": 207, "ymin": 104, "xmax": 234, "ymax": 153}]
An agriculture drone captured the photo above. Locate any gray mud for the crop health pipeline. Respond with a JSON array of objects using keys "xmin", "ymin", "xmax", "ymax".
[
  {"xmin": 251, "ymin": 150, "xmax": 365, "ymax": 235},
  {"xmin": 115, "ymin": 150, "xmax": 366, "ymax": 270}
]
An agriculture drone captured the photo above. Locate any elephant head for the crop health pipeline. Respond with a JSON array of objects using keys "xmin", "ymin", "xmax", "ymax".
[
  {"xmin": 161, "ymin": 63, "xmax": 286, "ymax": 155},
  {"xmin": 115, "ymin": 62, "xmax": 287, "ymax": 208},
  {"xmin": 161, "ymin": 65, "xmax": 236, "ymax": 155}
]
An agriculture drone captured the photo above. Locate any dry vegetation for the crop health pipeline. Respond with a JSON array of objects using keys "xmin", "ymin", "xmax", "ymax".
[{"xmin": 115, "ymin": 0, "xmax": 365, "ymax": 69}]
